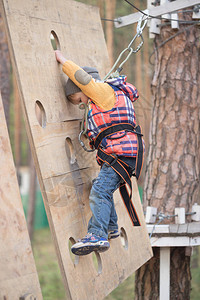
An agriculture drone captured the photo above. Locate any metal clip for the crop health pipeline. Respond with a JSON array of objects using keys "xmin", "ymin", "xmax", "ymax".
[
  {"xmin": 78, "ymin": 131, "xmax": 95, "ymax": 152},
  {"xmin": 104, "ymin": 14, "xmax": 149, "ymax": 80},
  {"xmin": 137, "ymin": 15, "xmax": 149, "ymax": 36}
]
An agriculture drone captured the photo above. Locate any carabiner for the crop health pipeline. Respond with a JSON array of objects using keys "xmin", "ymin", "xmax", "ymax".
[
  {"xmin": 103, "ymin": 15, "xmax": 148, "ymax": 80},
  {"xmin": 78, "ymin": 131, "xmax": 95, "ymax": 152},
  {"xmin": 137, "ymin": 15, "xmax": 149, "ymax": 36}
]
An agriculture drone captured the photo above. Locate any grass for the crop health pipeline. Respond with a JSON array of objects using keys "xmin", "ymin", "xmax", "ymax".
[
  {"xmin": 190, "ymin": 247, "xmax": 200, "ymax": 300},
  {"xmin": 33, "ymin": 229, "xmax": 65, "ymax": 300},
  {"xmin": 33, "ymin": 228, "xmax": 199, "ymax": 300}
]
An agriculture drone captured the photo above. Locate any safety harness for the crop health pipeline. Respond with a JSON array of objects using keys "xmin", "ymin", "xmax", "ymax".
[
  {"xmin": 90, "ymin": 123, "xmax": 144, "ymax": 226},
  {"xmin": 78, "ymin": 12, "xmax": 148, "ymax": 225}
]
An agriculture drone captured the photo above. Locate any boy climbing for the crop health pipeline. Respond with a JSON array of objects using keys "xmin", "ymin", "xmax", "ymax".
[{"xmin": 55, "ymin": 50, "xmax": 144, "ymax": 256}]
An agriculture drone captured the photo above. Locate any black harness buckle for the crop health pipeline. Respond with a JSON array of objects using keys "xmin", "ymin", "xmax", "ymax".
[
  {"xmin": 110, "ymin": 154, "xmax": 118, "ymax": 166},
  {"xmin": 104, "ymin": 154, "xmax": 118, "ymax": 167}
]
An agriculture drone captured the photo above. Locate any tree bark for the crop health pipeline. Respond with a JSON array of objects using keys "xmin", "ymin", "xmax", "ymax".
[
  {"xmin": 135, "ymin": 248, "xmax": 160, "ymax": 300},
  {"xmin": 105, "ymin": 0, "xmax": 116, "ymax": 66},
  {"xmin": 0, "ymin": 12, "xmax": 10, "ymax": 126},
  {"xmin": 135, "ymin": 11, "xmax": 200, "ymax": 300}
]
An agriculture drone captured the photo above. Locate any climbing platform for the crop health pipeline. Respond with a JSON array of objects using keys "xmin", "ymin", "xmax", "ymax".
[
  {"xmin": 0, "ymin": 94, "xmax": 42, "ymax": 299},
  {"xmin": 1, "ymin": 0, "xmax": 152, "ymax": 299}
]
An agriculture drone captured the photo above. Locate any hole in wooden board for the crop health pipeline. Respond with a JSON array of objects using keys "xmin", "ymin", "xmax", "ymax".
[
  {"xmin": 68, "ymin": 237, "xmax": 79, "ymax": 266},
  {"xmin": 120, "ymin": 227, "xmax": 128, "ymax": 250},
  {"xmin": 35, "ymin": 100, "xmax": 47, "ymax": 128},
  {"xmin": 92, "ymin": 251, "xmax": 102, "ymax": 274},
  {"xmin": 50, "ymin": 30, "xmax": 60, "ymax": 50},
  {"xmin": 65, "ymin": 137, "xmax": 77, "ymax": 164}
]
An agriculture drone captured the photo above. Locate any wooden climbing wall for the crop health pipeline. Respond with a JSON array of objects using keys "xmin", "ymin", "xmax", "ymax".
[
  {"xmin": 1, "ymin": 0, "xmax": 152, "ymax": 299},
  {"xmin": 0, "ymin": 95, "xmax": 42, "ymax": 299}
]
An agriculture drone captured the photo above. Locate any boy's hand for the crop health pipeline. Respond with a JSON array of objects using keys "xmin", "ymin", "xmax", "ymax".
[{"xmin": 55, "ymin": 50, "xmax": 67, "ymax": 65}]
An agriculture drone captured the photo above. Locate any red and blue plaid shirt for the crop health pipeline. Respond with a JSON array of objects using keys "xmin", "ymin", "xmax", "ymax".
[{"xmin": 87, "ymin": 76, "xmax": 143, "ymax": 157}]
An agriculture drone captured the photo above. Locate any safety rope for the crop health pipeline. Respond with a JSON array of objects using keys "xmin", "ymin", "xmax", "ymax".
[
  {"xmin": 103, "ymin": 14, "xmax": 149, "ymax": 80},
  {"xmin": 79, "ymin": 102, "xmax": 88, "ymax": 135},
  {"xmin": 78, "ymin": 102, "xmax": 95, "ymax": 152}
]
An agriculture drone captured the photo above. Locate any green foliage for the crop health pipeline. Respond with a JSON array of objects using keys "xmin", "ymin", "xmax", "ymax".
[{"xmin": 33, "ymin": 229, "xmax": 65, "ymax": 300}]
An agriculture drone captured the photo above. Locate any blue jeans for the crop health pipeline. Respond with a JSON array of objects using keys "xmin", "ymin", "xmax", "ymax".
[{"xmin": 88, "ymin": 156, "xmax": 136, "ymax": 239}]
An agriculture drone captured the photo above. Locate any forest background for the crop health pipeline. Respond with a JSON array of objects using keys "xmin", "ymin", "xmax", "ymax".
[{"xmin": 1, "ymin": 0, "xmax": 199, "ymax": 299}]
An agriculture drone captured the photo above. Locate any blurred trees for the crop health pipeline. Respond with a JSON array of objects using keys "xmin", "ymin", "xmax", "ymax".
[
  {"xmin": 0, "ymin": 10, "xmax": 36, "ymax": 240},
  {"xmin": 0, "ymin": 12, "xmax": 10, "ymax": 126}
]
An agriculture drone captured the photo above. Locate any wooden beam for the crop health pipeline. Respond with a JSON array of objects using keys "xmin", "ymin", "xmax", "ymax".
[
  {"xmin": 147, "ymin": 223, "xmax": 200, "ymax": 247},
  {"xmin": 0, "ymin": 94, "xmax": 42, "ymax": 299},
  {"xmin": 147, "ymin": 222, "xmax": 200, "ymax": 235},
  {"xmin": 115, "ymin": 0, "xmax": 200, "ymax": 28},
  {"xmin": 150, "ymin": 236, "xmax": 200, "ymax": 247}
]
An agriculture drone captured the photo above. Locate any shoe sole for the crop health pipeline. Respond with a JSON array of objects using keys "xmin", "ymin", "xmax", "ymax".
[
  {"xmin": 71, "ymin": 242, "xmax": 110, "ymax": 256},
  {"xmin": 108, "ymin": 234, "xmax": 120, "ymax": 240}
]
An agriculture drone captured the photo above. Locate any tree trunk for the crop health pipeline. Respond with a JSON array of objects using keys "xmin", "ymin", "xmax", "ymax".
[
  {"xmin": 27, "ymin": 155, "xmax": 37, "ymax": 241},
  {"xmin": 135, "ymin": 10, "xmax": 200, "ymax": 300},
  {"xmin": 0, "ymin": 11, "xmax": 10, "ymax": 126},
  {"xmin": 105, "ymin": 0, "xmax": 116, "ymax": 66}
]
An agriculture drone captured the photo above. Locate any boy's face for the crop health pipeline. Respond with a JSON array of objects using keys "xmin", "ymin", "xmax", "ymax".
[{"xmin": 69, "ymin": 92, "xmax": 89, "ymax": 105}]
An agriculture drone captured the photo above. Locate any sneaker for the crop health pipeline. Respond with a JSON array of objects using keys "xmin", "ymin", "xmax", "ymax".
[
  {"xmin": 108, "ymin": 230, "xmax": 120, "ymax": 239},
  {"xmin": 71, "ymin": 233, "xmax": 110, "ymax": 256}
]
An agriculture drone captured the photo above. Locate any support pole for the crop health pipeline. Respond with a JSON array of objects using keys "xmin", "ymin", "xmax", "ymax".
[{"xmin": 160, "ymin": 247, "xmax": 170, "ymax": 300}]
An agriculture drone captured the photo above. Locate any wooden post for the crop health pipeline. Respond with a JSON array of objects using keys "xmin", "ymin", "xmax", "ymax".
[
  {"xmin": 0, "ymin": 93, "xmax": 42, "ymax": 299},
  {"xmin": 160, "ymin": 247, "xmax": 170, "ymax": 300}
]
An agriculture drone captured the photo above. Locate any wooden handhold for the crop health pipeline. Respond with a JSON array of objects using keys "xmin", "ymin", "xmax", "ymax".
[
  {"xmin": 175, "ymin": 207, "xmax": 185, "ymax": 224},
  {"xmin": 149, "ymin": 18, "xmax": 161, "ymax": 35},
  {"xmin": 171, "ymin": 13, "xmax": 179, "ymax": 29},
  {"xmin": 191, "ymin": 203, "xmax": 200, "ymax": 221},
  {"xmin": 192, "ymin": 5, "xmax": 200, "ymax": 19},
  {"xmin": 145, "ymin": 206, "xmax": 157, "ymax": 223}
]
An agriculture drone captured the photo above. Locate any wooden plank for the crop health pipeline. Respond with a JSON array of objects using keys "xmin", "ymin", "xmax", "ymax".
[
  {"xmin": 115, "ymin": 0, "xmax": 200, "ymax": 28},
  {"xmin": 0, "ymin": 94, "xmax": 42, "ymax": 299},
  {"xmin": 160, "ymin": 247, "xmax": 170, "ymax": 300},
  {"xmin": 150, "ymin": 236, "xmax": 200, "ymax": 247},
  {"xmin": 1, "ymin": 0, "xmax": 152, "ymax": 299},
  {"xmin": 147, "ymin": 222, "xmax": 200, "ymax": 235}
]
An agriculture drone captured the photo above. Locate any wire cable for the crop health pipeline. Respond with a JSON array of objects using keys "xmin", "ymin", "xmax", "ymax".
[{"xmin": 123, "ymin": 0, "xmax": 199, "ymax": 23}]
